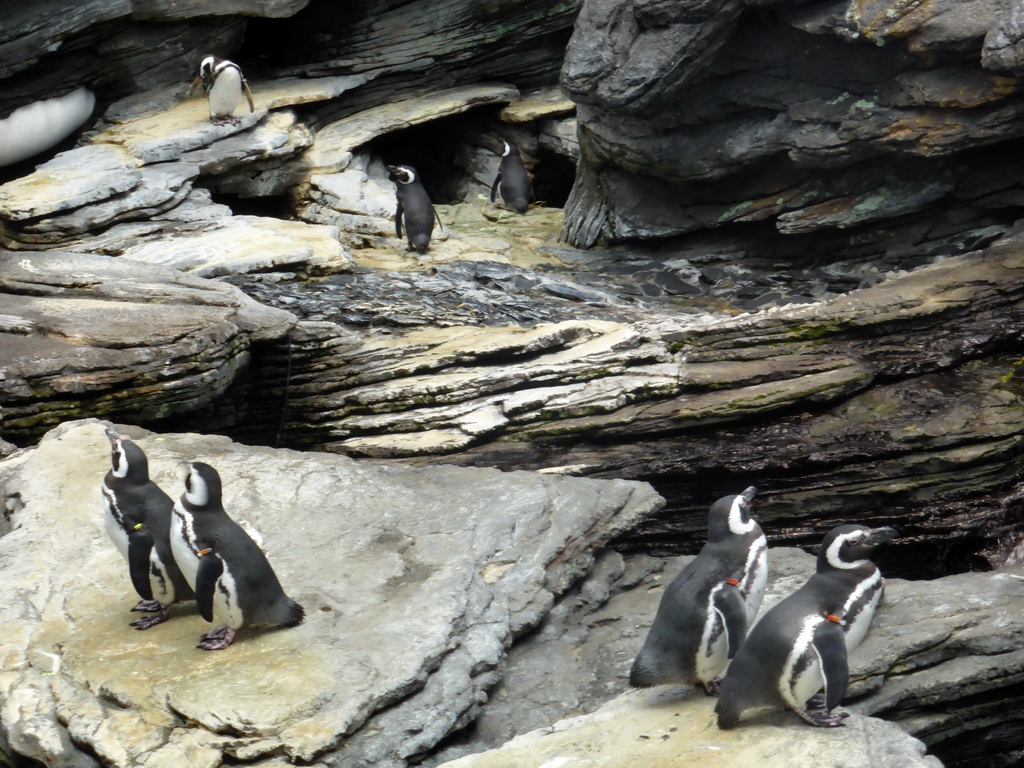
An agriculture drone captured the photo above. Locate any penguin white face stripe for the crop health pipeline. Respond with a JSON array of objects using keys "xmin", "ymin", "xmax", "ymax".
[
  {"xmin": 184, "ymin": 465, "xmax": 209, "ymax": 507},
  {"xmin": 727, "ymin": 495, "xmax": 755, "ymax": 535},
  {"xmin": 111, "ymin": 441, "xmax": 129, "ymax": 478},
  {"xmin": 825, "ymin": 530, "xmax": 869, "ymax": 569},
  {"xmin": 501, "ymin": 141, "xmax": 511, "ymax": 157}
]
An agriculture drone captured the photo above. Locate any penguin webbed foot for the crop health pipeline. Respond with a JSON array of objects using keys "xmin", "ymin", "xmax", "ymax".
[
  {"xmin": 700, "ymin": 677, "xmax": 724, "ymax": 697},
  {"xmin": 212, "ymin": 116, "xmax": 240, "ymax": 126},
  {"xmin": 807, "ymin": 692, "xmax": 827, "ymax": 710},
  {"xmin": 795, "ymin": 707, "xmax": 849, "ymax": 727},
  {"xmin": 197, "ymin": 626, "xmax": 236, "ymax": 650},
  {"xmin": 131, "ymin": 599, "xmax": 162, "ymax": 613},
  {"xmin": 130, "ymin": 605, "xmax": 170, "ymax": 630}
]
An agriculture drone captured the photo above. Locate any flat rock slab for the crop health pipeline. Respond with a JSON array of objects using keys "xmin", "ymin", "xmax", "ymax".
[
  {"xmin": 0, "ymin": 419, "xmax": 663, "ymax": 768},
  {"xmin": 119, "ymin": 215, "xmax": 353, "ymax": 277},
  {"xmin": 435, "ymin": 689, "xmax": 940, "ymax": 768}
]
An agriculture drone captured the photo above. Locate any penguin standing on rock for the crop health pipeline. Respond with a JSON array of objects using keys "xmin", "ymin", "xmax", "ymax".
[
  {"xmin": 190, "ymin": 55, "xmax": 254, "ymax": 126},
  {"xmin": 169, "ymin": 461, "xmax": 304, "ymax": 650},
  {"xmin": 101, "ymin": 428, "xmax": 193, "ymax": 629},
  {"xmin": 715, "ymin": 524, "xmax": 897, "ymax": 728},
  {"xmin": 629, "ymin": 486, "xmax": 767, "ymax": 695},
  {"xmin": 388, "ymin": 164, "xmax": 441, "ymax": 254},
  {"xmin": 490, "ymin": 140, "xmax": 533, "ymax": 214}
]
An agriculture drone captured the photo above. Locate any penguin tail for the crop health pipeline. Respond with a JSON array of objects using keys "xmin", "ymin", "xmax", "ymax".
[
  {"xmin": 627, "ymin": 655, "xmax": 659, "ymax": 689},
  {"xmin": 284, "ymin": 599, "xmax": 305, "ymax": 627},
  {"xmin": 714, "ymin": 690, "xmax": 741, "ymax": 729}
]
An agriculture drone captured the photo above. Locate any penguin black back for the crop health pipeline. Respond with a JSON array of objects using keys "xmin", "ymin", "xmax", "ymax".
[
  {"xmin": 388, "ymin": 164, "xmax": 437, "ymax": 254},
  {"xmin": 490, "ymin": 140, "xmax": 533, "ymax": 213}
]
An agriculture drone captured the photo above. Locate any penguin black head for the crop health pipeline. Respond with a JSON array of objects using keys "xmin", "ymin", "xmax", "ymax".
[
  {"xmin": 183, "ymin": 462, "xmax": 223, "ymax": 509},
  {"xmin": 707, "ymin": 486, "xmax": 758, "ymax": 541},
  {"xmin": 818, "ymin": 524, "xmax": 897, "ymax": 571},
  {"xmin": 105, "ymin": 428, "xmax": 149, "ymax": 481},
  {"xmin": 387, "ymin": 164, "xmax": 418, "ymax": 185}
]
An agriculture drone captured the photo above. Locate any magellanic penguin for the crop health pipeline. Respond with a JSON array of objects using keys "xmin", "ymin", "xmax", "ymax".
[
  {"xmin": 101, "ymin": 427, "xmax": 194, "ymax": 629},
  {"xmin": 715, "ymin": 524, "xmax": 897, "ymax": 728},
  {"xmin": 629, "ymin": 486, "xmax": 767, "ymax": 695},
  {"xmin": 388, "ymin": 164, "xmax": 443, "ymax": 254},
  {"xmin": 170, "ymin": 461, "xmax": 304, "ymax": 650},
  {"xmin": 490, "ymin": 140, "xmax": 533, "ymax": 214},
  {"xmin": 190, "ymin": 55, "xmax": 254, "ymax": 126}
]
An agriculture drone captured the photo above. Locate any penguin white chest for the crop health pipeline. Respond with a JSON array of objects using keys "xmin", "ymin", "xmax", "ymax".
[
  {"xmin": 781, "ymin": 616, "xmax": 826, "ymax": 708},
  {"xmin": 842, "ymin": 570, "xmax": 884, "ymax": 652},
  {"xmin": 212, "ymin": 561, "xmax": 245, "ymax": 630},
  {"xmin": 208, "ymin": 68, "xmax": 243, "ymax": 118},
  {"xmin": 102, "ymin": 485, "xmax": 130, "ymax": 561},
  {"xmin": 148, "ymin": 550, "xmax": 175, "ymax": 604},
  {"xmin": 170, "ymin": 504, "xmax": 201, "ymax": 589},
  {"xmin": 741, "ymin": 534, "xmax": 768, "ymax": 622},
  {"xmin": 696, "ymin": 586, "xmax": 731, "ymax": 683}
]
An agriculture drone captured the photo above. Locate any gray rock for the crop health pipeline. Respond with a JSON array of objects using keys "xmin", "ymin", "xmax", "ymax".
[
  {"xmin": 560, "ymin": 0, "xmax": 1024, "ymax": 246},
  {"xmin": 0, "ymin": 419, "xmax": 663, "ymax": 767},
  {"xmin": 0, "ymin": 253, "xmax": 295, "ymax": 443}
]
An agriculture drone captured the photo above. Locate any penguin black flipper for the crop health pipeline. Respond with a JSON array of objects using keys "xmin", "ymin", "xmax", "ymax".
[
  {"xmin": 395, "ymin": 203, "xmax": 404, "ymax": 239},
  {"xmin": 127, "ymin": 527, "xmax": 155, "ymax": 602},
  {"xmin": 195, "ymin": 548, "xmax": 224, "ymax": 624},
  {"xmin": 814, "ymin": 618, "xmax": 849, "ymax": 710},
  {"xmin": 713, "ymin": 583, "xmax": 748, "ymax": 659},
  {"xmin": 490, "ymin": 172, "xmax": 502, "ymax": 203}
]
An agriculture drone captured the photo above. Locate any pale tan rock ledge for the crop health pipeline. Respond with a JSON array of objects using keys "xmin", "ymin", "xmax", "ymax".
[{"xmin": 436, "ymin": 686, "xmax": 942, "ymax": 768}]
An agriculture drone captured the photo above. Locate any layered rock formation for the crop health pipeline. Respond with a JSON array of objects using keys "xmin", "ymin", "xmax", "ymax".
[
  {"xmin": 0, "ymin": 253, "xmax": 295, "ymax": 441},
  {"xmin": 561, "ymin": 0, "xmax": 1024, "ymax": 249}
]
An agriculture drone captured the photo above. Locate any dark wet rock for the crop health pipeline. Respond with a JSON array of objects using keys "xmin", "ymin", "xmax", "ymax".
[{"xmin": 561, "ymin": 1, "xmax": 1024, "ymax": 249}]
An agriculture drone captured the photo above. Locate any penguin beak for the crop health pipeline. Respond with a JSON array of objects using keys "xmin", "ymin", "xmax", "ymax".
[
  {"xmin": 104, "ymin": 426, "xmax": 120, "ymax": 444},
  {"xmin": 865, "ymin": 526, "xmax": 897, "ymax": 545},
  {"xmin": 739, "ymin": 486, "xmax": 757, "ymax": 504}
]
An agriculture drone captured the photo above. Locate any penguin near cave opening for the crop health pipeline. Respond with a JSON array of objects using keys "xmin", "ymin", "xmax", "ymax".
[
  {"xmin": 490, "ymin": 140, "xmax": 533, "ymax": 214},
  {"xmin": 715, "ymin": 524, "xmax": 897, "ymax": 728},
  {"xmin": 190, "ymin": 55, "xmax": 255, "ymax": 126},
  {"xmin": 101, "ymin": 427, "xmax": 194, "ymax": 629},
  {"xmin": 388, "ymin": 164, "xmax": 442, "ymax": 254},
  {"xmin": 169, "ymin": 461, "xmax": 304, "ymax": 650},
  {"xmin": 629, "ymin": 486, "xmax": 767, "ymax": 696}
]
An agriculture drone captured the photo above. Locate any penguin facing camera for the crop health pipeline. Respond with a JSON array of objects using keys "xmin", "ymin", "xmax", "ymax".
[
  {"xmin": 490, "ymin": 140, "xmax": 533, "ymax": 214},
  {"xmin": 388, "ymin": 164, "xmax": 443, "ymax": 254},
  {"xmin": 715, "ymin": 524, "xmax": 897, "ymax": 728},
  {"xmin": 190, "ymin": 55, "xmax": 254, "ymax": 126},
  {"xmin": 101, "ymin": 427, "xmax": 194, "ymax": 629},
  {"xmin": 629, "ymin": 486, "xmax": 767, "ymax": 696},
  {"xmin": 169, "ymin": 461, "xmax": 304, "ymax": 650}
]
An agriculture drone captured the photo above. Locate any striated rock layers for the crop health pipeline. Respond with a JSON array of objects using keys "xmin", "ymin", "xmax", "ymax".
[
  {"xmin": 0, "ymin": 419, "xmax": 662, "ymax": 768},
  {"xmin": 561, "ymin": 0, "xmax": 1024, "ymax": 258}
]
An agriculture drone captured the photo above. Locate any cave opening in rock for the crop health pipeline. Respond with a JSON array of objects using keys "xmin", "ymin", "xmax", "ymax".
[
  {"xmin": 205, "ymin": 189, "xmax": 295, "ymax": 219},
  {"xmin": 368, "ymin": 110, "xmax": 576, "ymax": 208}
]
